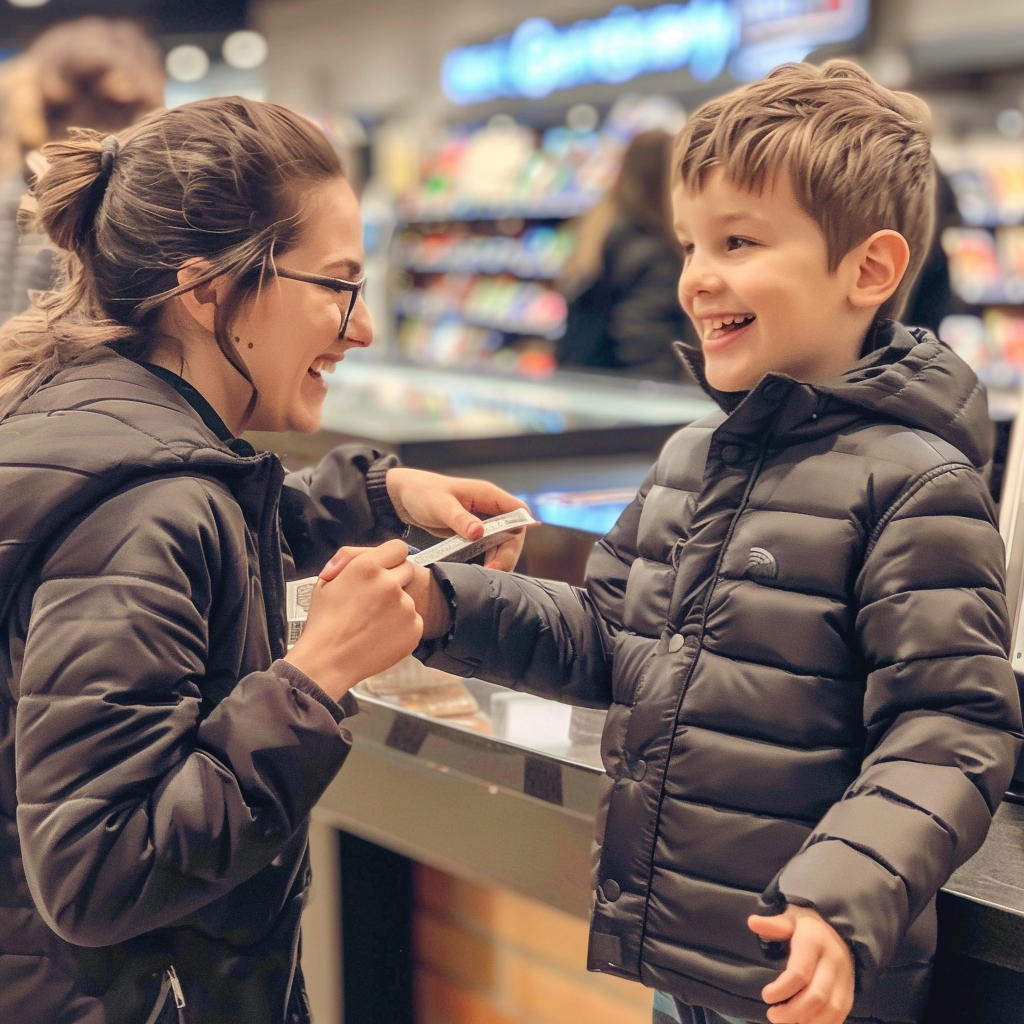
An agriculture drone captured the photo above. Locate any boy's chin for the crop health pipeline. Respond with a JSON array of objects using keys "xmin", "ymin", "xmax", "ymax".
[{"xmin": 704, "ymin": 365, "xmax": 762, "ymax": 394}]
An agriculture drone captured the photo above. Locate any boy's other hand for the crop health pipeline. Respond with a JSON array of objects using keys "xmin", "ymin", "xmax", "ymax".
[
  {"xmin": 748, "ymin": 905, "xmax": 854, "ymax": 1024},
  {"xmin": 385, "ymin": 467, "xmax": 530, "ymax": 570}
]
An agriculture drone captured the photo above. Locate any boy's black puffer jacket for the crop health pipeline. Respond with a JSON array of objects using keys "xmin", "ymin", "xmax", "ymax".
[
  {"xmin": 422, "ymin": 322, "xmax": 1024, "ymax": 1023},
  {"xmin": 0, "ymin": 347, "xmax": 401, "ymax": 1023}
]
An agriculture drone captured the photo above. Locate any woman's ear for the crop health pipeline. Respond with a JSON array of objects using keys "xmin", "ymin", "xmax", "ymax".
[
  {"xmin": 847, "ymin": 230, "xmax": 911, "ymax": 310},
  {"xmin": 175, "ymin": 260, "xmax": 219, "ymax": 334}
]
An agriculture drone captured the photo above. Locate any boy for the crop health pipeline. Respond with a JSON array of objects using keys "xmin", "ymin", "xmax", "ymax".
[{"xmin": 351, "ymin": 61, "xmax": 1024, "ymax": 1023}]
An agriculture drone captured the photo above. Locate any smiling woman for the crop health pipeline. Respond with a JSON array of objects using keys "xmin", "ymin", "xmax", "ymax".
[{"xmin": 0, "ymin": 96, "xmax": 527, "ymax": 1024}]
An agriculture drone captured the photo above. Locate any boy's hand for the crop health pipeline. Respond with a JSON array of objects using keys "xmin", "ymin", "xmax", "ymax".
[
  {"xmin": 404, "ymin": 562, "xmax": 453, "ymax": 641},
  {"xmin": 385, "ymin": 467, "xmax": 529, "ymax": 571},
  {"xmin": 748, "ymin": 906, "xmax": 854, "ymax": 1024}
]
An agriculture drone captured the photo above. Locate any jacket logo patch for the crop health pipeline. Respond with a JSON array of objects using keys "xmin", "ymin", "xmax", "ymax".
[{"xmin": 747, "ymin": 547, "xmax": 778, "ymax": 580}]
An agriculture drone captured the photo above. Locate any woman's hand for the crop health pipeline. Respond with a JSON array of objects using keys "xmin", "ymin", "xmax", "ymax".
[
  {"xmin": 285, "ymin": 539, "xmax": 422, "ymax": 701},
  {"xmin": 385, "ymin": 467, "xmax": 530, "ymax": 571},
  {"xmin": 748, "ymin": 905, "xmax": 855, "ymax": 1024}
]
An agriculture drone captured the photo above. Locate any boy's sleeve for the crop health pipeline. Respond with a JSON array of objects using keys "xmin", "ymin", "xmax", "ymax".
[
  {"xmin": 417, "ymin": 467, "xmax": 655, "ymax": 707},
  {"xmin": 279, "ymin": 445, "xmax": 406, "ymax": 577},
  {"xmin": 777, "ymin": 463, "xmax": 1024, "ymax": 986}
]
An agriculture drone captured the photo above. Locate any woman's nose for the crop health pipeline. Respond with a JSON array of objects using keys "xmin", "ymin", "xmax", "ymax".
[{"xmin": 344, "ymin": 295, "xmax": 373, "ymax": 347}]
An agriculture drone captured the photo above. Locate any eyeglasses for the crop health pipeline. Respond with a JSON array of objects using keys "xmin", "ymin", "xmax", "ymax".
[{"xmin": 275, "ymin": 266, "xmax": 365, "ymax": 339}]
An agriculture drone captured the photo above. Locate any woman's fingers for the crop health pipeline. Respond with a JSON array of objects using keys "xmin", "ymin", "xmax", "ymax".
[{"xmin": 320, "ymin": 538, "xmax": 410, "ymax": 581}]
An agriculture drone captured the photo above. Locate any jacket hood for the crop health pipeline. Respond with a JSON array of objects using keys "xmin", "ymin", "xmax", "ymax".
[
  {"xmin": 0, "ymin": 346, "xmax": 276, "ymax": 627},
  {"xmin": 676, "ymin": 320, "xmax": 993, "ymax": 470}
]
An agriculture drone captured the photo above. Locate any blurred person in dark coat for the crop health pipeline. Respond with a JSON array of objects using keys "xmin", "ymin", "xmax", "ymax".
[
  {"xmin": 0, "ymin": 16, "xmax": 165, "ymax": 324},
  {"xmin": 557, "ymin": 129, "xmax": 696, "ymax": 381}
]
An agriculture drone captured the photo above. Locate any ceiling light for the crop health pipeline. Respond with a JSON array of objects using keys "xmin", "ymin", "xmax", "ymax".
[
  {"xmin": 166, "ymin": 44, "xmax": 210, "ymax": 84},
  {"xmin": 222, "ymin": 30, "xmax": 268, "ymax": 70}
]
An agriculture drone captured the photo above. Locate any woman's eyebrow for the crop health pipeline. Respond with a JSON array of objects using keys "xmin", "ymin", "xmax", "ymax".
[{"xmin": 321, "ymin": 257, "xmax": 364, "ymax": 278}]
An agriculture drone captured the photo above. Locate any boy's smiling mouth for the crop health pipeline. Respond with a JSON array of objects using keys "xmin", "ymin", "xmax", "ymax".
[{"xmin": 703, "ymin": 313, "xmax": 757, "ymax": 342}]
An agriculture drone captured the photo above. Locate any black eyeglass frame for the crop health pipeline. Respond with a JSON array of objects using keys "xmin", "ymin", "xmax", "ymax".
[{"xmin": 275, "ymin": 266, "xmax": 365, "ymax": 338}]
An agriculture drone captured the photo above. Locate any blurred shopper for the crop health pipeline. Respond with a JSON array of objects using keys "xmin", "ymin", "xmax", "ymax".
[
  {"xmin": 557, "ymin": 129, "xmax": 694, "ymax": 380},
  {"xmin": 0, "ymin": 16, "xmax": 165, "ymax": 324},
  {"xmin": 903, "ymin": 163, "xmax": 963, "ymax": 334},
  {"xmin": 0, "ymin": 96, "xmax": 525, "ymax": 1024}
]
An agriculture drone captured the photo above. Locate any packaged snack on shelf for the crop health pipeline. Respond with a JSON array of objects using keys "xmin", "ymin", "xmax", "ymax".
[
  {"xmin": 942, "ymin": 227, "xmax": 1004, "ymax": 303},
  {"xmin": 939, "ymin": 314, "xmax": 992, "ymax": 373},
  {"xmin": 985, "ymin": 308, "xmax": 1024, "ymax": 369},
  {"xmin": 996, "ymin": 227, "xmax": 1024, "ymax": 300}
]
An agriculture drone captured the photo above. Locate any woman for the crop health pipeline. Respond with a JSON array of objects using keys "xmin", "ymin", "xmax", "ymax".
[
  {"xmin": 0, "ymin": 16, "xmax": 166, "ymax": 324},
  {"xmin": 557, "ymin": 129, "xmax": 694, "ymax": 381},
  {"xmin": 0, "ymin": 97, "xmax": 525, "ymax": 1023}
]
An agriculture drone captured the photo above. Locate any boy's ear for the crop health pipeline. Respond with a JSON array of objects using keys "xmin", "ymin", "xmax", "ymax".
[
  {"xmin": 847, "ymin": 230, "xmax": 911, "ymax": 310},
  {"xmin": 174, "ymin": 259, "xmax": 219, "ymax": 334}
]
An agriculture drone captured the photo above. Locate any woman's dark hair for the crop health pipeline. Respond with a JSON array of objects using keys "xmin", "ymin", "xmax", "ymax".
[
  {"xmin": 0, "ymin": 96, "xmax": 344, "ymax": 418},
  {"xmin": 612, "ymin": 129, "xmax": 677, "ymax": 244}
]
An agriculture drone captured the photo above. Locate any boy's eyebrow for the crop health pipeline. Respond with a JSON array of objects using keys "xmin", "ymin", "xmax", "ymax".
[{"xmin": 709, "ymin": 210, "xmax": 773, "ymax": 229}]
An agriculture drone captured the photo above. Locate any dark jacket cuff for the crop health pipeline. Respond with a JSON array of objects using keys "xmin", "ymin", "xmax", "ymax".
[
  {"xmin": 271, "ymin": 659, "xmax": 359, "ymax": 724},
  {"xmin": 365, "ymin": 454, "xmax": 408, "ymax": 538}
]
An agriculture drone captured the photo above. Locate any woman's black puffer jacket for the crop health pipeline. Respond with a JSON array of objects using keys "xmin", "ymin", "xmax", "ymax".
[
  {"xmin": 0, "ymin": 346, "xmax": 401, "ymax": 1023},
  {"xmin": 421, "ymin": 323, "xmax": 1024, "ymax": 1022}
]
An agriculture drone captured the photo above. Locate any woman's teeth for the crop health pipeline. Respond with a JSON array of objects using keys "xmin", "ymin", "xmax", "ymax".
[{"xmin": 308, "ymin": 356, "xmax": 338, "ymax": 377}]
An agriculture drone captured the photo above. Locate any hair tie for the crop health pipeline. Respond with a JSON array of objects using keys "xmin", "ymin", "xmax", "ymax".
[{"xmin": 99, "ymin": 135, "xmax": 119, "ymax": 185}]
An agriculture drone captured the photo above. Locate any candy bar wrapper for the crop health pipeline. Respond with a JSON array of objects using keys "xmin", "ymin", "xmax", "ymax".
[
  {"xmin": 408, "ymin": 506, "xmax": 534, "ymax": 567},
  {"xmin": 285, "ymin": 507, "xmax": 534, "ymax": 648}
]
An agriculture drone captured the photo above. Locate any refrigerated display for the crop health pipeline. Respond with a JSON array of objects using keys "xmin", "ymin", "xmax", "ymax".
[{"xmin": 248, "ymin": 359, "xmax": 716, "ymax": 469}]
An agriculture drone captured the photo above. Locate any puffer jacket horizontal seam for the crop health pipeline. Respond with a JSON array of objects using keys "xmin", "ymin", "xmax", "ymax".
[
  {"xmin": 804, "ymin": 833, "xmax": 905, "ymax": 887},
  {"xmin": 737, "ymin": 504, "xmax": 858, "ymax": 523},
  {"xmin": 858, "ymin": 583, "xmax": 1002, "ymax": 613},
  {"xmin": 648, "ymin": 860, "xmax": 771, "ymax": 895},
  {"xmin": 18, "ymin": 405, "xmax": 194, "ymax": 455},
  {"xmin": 864, "ymin": 650, "xmax": 1008, "ymax": 673},
  {"xmin": 674, "ymin": 722, "xmax": 862, "ymax": 755},
  {"xmin": 855, "ymin": 785, "xmax": 959, "ymax": 843},
  {"xmin": 702, "ymin": 648, "xmax": 861, "ymax": 681},
  {"xmin": 658, "ymin": 792, "xmax": 820, "ymax": 825},
  {"xmin": 862, "ymin": 464, "xmax": 975, "ymax": 563},
  {"xmin": 715, "ymin": 575, "xmax": 852, "ymax": 600}
]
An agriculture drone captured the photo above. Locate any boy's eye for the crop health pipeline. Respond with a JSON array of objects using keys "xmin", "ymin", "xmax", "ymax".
[
  {"xmin": 727, "ymin": 236, "xmax": 754, "ymax": 251},
  {"xmin": 680, "ymin": 242, "xmax": 695, "ymax": 260}
]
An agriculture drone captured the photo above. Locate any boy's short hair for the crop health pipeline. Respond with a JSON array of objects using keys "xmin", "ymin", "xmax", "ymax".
[{"xmin": 674, "ymin": 59, "xmax": 934, "ymax": 322}]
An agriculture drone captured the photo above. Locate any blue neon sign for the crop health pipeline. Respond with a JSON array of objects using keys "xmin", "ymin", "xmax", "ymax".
[{"xmin": 442, "ymin": 0, "xmax": 869, "ymax": 104}]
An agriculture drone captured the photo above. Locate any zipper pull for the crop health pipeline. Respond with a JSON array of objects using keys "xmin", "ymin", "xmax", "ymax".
[{"xmin": 167, "ymin": 965, "xmax": 186, "ymax": 1009}]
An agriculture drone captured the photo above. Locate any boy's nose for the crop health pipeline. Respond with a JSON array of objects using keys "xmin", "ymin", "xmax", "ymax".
[{"xmin": 678, "ymin": 254, "xmax": 720, "ymax": 305}]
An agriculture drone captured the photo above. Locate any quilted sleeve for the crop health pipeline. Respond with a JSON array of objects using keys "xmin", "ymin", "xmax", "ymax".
[{"xmin": 777, "ymin": 463, "xmax": 1023, "ymax": 985}]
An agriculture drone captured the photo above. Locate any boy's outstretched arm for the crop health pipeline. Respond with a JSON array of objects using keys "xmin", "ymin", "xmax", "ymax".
[
  {"xmin": 774, "ymin": 463, "xmax": 1023, "ymax": 992},
  {"xmin": 403, "ymin": 467, "xmax": 658, "ymax": 707}
]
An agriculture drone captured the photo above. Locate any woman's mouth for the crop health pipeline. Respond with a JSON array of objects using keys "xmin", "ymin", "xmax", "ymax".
[
  {"xmin": 307, "ymin": 355, "xmax": 340, "ymax": 382},
  {"xmin": 705, "ymin": 314, "xmax": 756, "ymax": 342}
]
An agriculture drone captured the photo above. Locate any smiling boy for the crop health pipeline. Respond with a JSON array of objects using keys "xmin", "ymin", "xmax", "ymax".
[{"xmin": 406, "ymin": 61, "xmax": 1023, "ymax": 1024}]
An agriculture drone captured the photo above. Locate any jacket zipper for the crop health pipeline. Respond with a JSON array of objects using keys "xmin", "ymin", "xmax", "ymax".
[
  {"xmin": 633, "ymin": 444, "xmax": 769, "ymax": 961},
  {"xmin": 167, "ymin": 965, "xmax": 186, "ymax": 1010}
]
